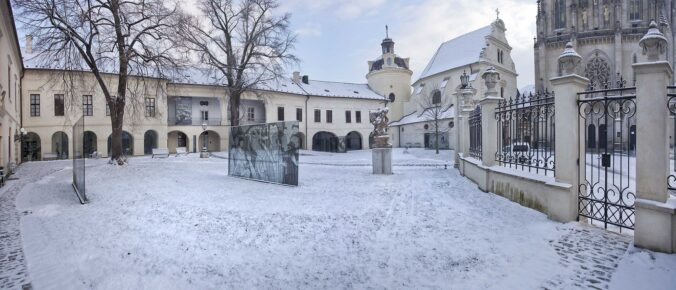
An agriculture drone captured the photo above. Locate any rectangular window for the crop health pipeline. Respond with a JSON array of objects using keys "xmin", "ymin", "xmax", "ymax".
[
  {"xmin": 296, "ymin": 108, "xmax": 302, "ymax": 121},
  {"xmin": 145, "ymin": 97, "xmax": 156, "ymax": 117},
  {"xmin": 247, "ymin": 107, "xmax": 255, "ymax": 121},
  {"xmin": 326, "ymin": 110, "xmax": 333, "ymax": 123},
  {"xmin": 629, "ymin": 0, "xmax": 641, "ymax": 20},
  {"xmin": 356, "ymin": 111, "xmax": 362, "ymax": 123},
  {"xmin": 30, "ymin": 94, "xmax": 40, "ymax": 116},
  {"xmin": 83, "ymin": 95, "xmax": 93, "ymax": 116},
  {"xmin": 54, "ymin": 94, "xmax": 64, "ymax": 116},
  {"xmin": 314, "ymin": 109, "xmax": 321, "ymax": 122},
  {"xmin": 345, "ymin": 110, "xmax": 351, "ymax": 123},
  {"xmin": 277, "ymin": 106, "xmax": 284, "ymax": 121},
  {"xmin": 201, "ymin": 110, "xmax": 209, "ymax": 121}
]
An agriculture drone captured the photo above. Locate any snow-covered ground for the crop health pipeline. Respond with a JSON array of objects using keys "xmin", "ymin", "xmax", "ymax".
[{"xmin": 5, "ymin": 148, "xmax": 675, "ymax": 289}]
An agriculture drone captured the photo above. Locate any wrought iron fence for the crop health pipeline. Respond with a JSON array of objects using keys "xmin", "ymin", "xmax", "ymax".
[
  {"xmin": 577, "ymin": 85, "xmax": 636, "ymax": 231},
  {"xmin": 668, "ymin": 86, "xmax": 676, "ymax": 195},
  {"xmin": 495, "ymin": 90, "xmax": 555, "ymax": 176},
  {"xmin": 468, "ymin": 106, "xmax": 482, "ymax": 160}
]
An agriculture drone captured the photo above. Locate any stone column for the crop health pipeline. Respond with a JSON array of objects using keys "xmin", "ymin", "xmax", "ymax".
[
  {"xmin": 453, "ymin": 87, "xmax": 476, "ymax": 169},
  {"xmin": 480, "ymin": 67, "xmax": 501, "ymax": 167},
  {"xmin": 633, "ymin": 21, "xmax": 676, "ymax": 253},
  {"xmin": 550, "ymin": 42, "xmax": 588, "ymax": 222}
]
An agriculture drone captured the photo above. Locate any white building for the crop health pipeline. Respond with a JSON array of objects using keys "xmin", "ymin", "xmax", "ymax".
[{"xmin": 389, "ymin": 18, "xmax": 518, "ymax": 150}]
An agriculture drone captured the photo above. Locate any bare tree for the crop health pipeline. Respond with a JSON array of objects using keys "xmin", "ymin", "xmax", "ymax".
[
  {"xmin": 15, "ymin": 0, "xmax": 181, "ymax": 163},
  {"xmin": 418, "ymin": 83, "xmax": 452, "ymax": 154},
  {"xmin": 174, "ymin": 0, "xmax": 298, "ymax": 127}
]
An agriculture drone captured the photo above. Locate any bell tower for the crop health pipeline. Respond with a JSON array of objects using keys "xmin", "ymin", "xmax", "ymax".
[{"xmin": 366, "ymin": 26, "xmax": 412, "ymax": 122}]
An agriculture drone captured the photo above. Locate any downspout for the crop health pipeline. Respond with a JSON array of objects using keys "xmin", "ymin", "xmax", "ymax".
[{"xmin": 305, "ymin": 94, "xmax": 309, "ymax": 150}]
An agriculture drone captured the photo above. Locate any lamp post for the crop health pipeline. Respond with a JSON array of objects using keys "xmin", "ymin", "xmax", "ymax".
[{"xmin": 200, "ymin": 122, "xmax": 209, "ymax": 158}]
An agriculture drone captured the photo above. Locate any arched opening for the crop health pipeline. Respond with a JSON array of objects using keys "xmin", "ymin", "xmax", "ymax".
[
  {"xmin": 198, "ymin": 130, "xmax": 221, "ymax": 152},
  {"xmin": 51, "ymin": 131, "xmax": 69, "ymax": 159},
  {"xmin": 312, "ymin": 131, "xmax": 339, "ymax": 152},
  {"xmin": 83, "ymin": 131, "xmax": 97, "ymax": 156},
  {"xmin": 345, "ymin": 131, "xmax": 362, "ymax": 150},
  {"xmin": 22, "ymin": 132, "xmax": 41, "ymax": 162},
  {"xmin": 388, "ymin": 93, "xmax": 395, "ymax": 102},
  {"xmin": 587, "ymin": 124, "xmax": 596, "ymax": 148},
  {"xmin": 108, "ymin": 131, "xmax": 134, "ymax": 156},
  {"xmin": 144, "ymin": 130, "xmax": 158, "ymax": 155},
  {"xmin": 297, "ymin": 132, "xmax": 306, "ymax": 150},
  {"xmin": 168, "ymin": 130, "xmax": 189, "ymax": 153}
]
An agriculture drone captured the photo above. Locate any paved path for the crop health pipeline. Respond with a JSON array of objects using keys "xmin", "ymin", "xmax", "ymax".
[{"xmin": 0, "ymin": 161, "xmax": 66, "ymax": 290}]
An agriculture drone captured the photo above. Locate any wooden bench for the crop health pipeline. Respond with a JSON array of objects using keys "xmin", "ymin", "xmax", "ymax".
[
  {"xmin": 175, "ymin": 147, "xmax": 188, "ymax": 157},
  {"xmin": 43, "ymin": 152, "xmax": 59, "ymax": 161},
  {"xmin": 152, "ymin": 148, "xmax": 170, "ymax": 158}
]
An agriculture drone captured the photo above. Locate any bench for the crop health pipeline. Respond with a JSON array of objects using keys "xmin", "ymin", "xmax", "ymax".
[
  {"xmin": 43, "ymin": 152, "xmax": 59, "ymax": 161},
  {"xmin": 152, "ymin": 148, "xmax": 170, "ymax": 158},
  {"xmin": 175, "ymin": 147, "xmax": 188, "ymax": 157}
]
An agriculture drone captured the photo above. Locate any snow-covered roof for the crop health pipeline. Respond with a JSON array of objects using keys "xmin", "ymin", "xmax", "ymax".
[
  {"xmin": 390, "ymin": 105, "xmax": 455, "ymax": 126},
  {"xmin": 416, "ymin": 25, "xmax": 491, "ymax": 83},
  {"xmin": 295, "ymin": 80, "xmax": 384, "ymax": 100},
  {"xmin": 520, "ymin": 84, "xmax": 536, "ymax": 96},
  {"xmin": 24, "ymin": 51, "xmax": 384, "ymax": 100}
]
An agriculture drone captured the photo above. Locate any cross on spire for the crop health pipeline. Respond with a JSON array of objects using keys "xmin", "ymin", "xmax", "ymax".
[
  {"xmin": 495, "ymin": 8, "xmax": 500, "ymax": 20},
  {"xmin": 386, "ymin": 25, "xmax": 389, "ymax": 38}
]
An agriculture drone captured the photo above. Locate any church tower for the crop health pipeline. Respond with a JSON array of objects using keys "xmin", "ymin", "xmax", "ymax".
[{"xmin": 366, "ymin": 26, "xmax": 412, "ymax": 121}]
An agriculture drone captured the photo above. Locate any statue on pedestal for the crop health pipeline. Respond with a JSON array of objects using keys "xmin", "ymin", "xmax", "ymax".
[{"xmin": 370, "ymin": 107, "xmax": 391, "ymax": 148}]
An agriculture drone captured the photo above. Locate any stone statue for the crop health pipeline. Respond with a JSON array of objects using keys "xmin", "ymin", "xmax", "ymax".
[
  {"xmin": 582, "ymin": 9, "xmax": 588, "ymax": 27},
  {"xmin": 370, "ymin": 107, "xmax": 391, "ymax": 148},
  {"xmin": 603, "ymin": 5, "xmax": 609, "ymax": 23}
]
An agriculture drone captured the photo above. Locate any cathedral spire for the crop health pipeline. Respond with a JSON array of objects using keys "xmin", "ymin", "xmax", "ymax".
[{"xmin": 381, "ymin": 25, "xmax": 394, "ymax": 54}]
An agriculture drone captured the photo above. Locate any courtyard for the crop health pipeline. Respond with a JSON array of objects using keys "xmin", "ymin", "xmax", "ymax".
[{"xmin": 1, "ymin": 149, "xmax": 674, "ymax": 289}]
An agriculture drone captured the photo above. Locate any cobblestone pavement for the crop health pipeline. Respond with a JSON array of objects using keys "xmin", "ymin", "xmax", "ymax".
[
  {"xmin": 0, "ymin": 161, "xmax": 66, "ymax": 290},
  {"xmin": 545, "ymin": 223, "xmax": 632, "ymax": 289}
]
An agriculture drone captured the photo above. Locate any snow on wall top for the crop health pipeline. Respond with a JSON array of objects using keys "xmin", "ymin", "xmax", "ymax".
[
  {"xmin": 416, "ymin": 25, "xmax": 491, "ymax": 83},
  {"xmin": 295, "ymin": 80, "xmax": 385, "ymax": 100},
  {"xmin": 389, "ymin": 105, "xmax": 455, "ymax": 126}
]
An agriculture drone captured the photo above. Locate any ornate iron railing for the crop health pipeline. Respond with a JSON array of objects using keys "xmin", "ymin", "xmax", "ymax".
[
  {"xmin": 667, "ymin": 86, "xmax": 676, "ymax": 194},
  {"xmin": 468, "ymin": 106, "xmax": 482, "ymax": 160},
  {"xmin": 495, "ymin": 90, "xmax": 555, "ymax": 176},
  {"xmin": 577, "ymin": 86, "xmax": 637, "ymax": 231}
]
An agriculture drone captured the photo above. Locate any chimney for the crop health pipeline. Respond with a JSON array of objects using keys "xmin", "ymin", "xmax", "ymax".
[
  {"xmin": 26, "ymin": 34, "xmax": 33, "ymax": 54},
  {"xmin": 302, "ymin": 75, "xmax": 309, "ymax": 84},
  {"xmin": 292, "ymin": 71, "xmax": 301, "ymax": 83}
]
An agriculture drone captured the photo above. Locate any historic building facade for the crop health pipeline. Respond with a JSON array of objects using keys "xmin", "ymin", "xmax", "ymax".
[
  {"xmin": 534, "ymin": 0, "xmax": 675, "ymax": 90},
  {"xmin": 390, "ymin": 18, "xmax": 518, "ymax": 149},
  {"xmin": 0, "ymin": 0, "xmax": 23, "ymax": 169}
]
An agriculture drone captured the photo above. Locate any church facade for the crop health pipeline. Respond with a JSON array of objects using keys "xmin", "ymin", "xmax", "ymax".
[
  {"xmin": 389, "ymin": 18, "xmax": 518, "ymax": 150},
  {"xmin": 534, "ymin": 0, "xmax": 675, "ymax": 90}
]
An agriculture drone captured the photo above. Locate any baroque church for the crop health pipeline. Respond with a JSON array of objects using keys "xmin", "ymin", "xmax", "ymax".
[{"xmin": 534, "ymin": 0, "xmax": 676, "ymax": 90}]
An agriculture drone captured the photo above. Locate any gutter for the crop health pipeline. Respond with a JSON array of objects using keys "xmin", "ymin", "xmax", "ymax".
[{"xmin": 305, "ymin": 94, "xmax": 309, "ymax": 149}]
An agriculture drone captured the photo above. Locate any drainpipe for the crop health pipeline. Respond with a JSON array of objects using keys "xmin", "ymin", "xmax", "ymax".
[{"xmin": 305, "ymin": 95, "xmax": 309, "ymax": 150}]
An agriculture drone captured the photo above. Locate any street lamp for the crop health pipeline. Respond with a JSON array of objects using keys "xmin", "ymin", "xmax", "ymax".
[
  {"xmin": 200, "ymin": 122, "xmax": 209, "ymax": 158},
  {"xmin": 460, "ymin": 70, "xmax": 470, "ymax": 89},
  {"xmin": 14, "ymin": 127, "xmax": 26, "ymax": 143}
]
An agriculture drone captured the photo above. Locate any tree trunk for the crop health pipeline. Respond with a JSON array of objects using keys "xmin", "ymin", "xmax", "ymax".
[
  {"xmin": 435, "ymin": 121, "xmax": 440, "ymax": 154},
  {"xmin": 109, "ymin": 98, "xmax": 126, "ymax": 160},
  {"xmin": 229, "ymin": 90, "xmax": 242, "ymax": 126}
]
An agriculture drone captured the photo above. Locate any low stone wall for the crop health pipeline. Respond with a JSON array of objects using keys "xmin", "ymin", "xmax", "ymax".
[{"xmin": 459, "ymin": 156, "xmax": 576, "ymax": 223}]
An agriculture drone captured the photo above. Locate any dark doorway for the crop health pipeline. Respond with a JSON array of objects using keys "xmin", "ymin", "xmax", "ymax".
[
  {"xmin": 599, "ymin": 124, "xmax": 607, "ymax": 150},
  {"xmin": 629, "ymin": 125, "xmax": 636, "ymax": 151},
  {"xmin": 144, "ymin": 130, "xmax": 158, "ymax": 155},
  {"xmin": 108, "ymin": 131, "xmax": 134, "ymax": 156},
  {"xmin": 22, "ymin": 132, "xmax": 41, "ymax": 161},
  {"xmin": 83, "ymin": 131, "xmax": 97, "ymax": 156},
  {"xmin": 312, "ymin": 131, "xmax": 339, "ymax": 152},
  {"xmin": 587, "ymin": 124, "xmax": 596, "ymax": 148},
  {"xmin": 345, "ymin": 131, "xmax": 362, "ymax": 150},
  {"xmin": 51, "ymin": 131, "xmax": 69, "ymax": 159}
]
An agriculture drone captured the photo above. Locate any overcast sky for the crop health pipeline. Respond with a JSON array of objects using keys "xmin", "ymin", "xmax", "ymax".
[
  {"xmin": 276, "ymin": 0, "xmax": 538, "ymax": 88},
  {"xmin": 15, "ymin": 0, "xmax": 538, "ymax": 88}
]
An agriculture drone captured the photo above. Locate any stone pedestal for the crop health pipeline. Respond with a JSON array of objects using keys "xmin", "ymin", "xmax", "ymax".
[
  {"xmin": 372, "ymin": 148, "xmax": 392, "ymax": 175},
  {"xmin": 200, "ymin": 151, "xmax": 209, "ymax": 158}
]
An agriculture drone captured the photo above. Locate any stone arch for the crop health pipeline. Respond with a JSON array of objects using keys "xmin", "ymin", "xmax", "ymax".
[
  {"xmin": 198, "ymin": 130, "xmax": 221, "ymax": 152},
  {"xmin": 108, "ymin": 131, "xmax": 134, "ymax": 156},
  {"xmin": 83, "ymin": 131, "xmax": 98, "ymax": 156},
  {"xmin": 168, "ymin": 130, "xmax": 189, "ymax": 153},
  {"xmin": 345, "ymin": 131, "xmax": 362, "ymax": 151},
  {"xmin": 296, "ymin": 132, "xmax": 306, "ymax": 150},
  {"xmin": 144, "ymin": 130, "xmax": 158, "ymax": 155},
  {"xmin": 312, "ymin": 131, "xmax": 338, "ymax": 152},
  {"xmin": 22, "ymin": 132, "xmax": 41, "ymax": 161},
  {"xmin": 51, "ymin": 131, "xmax": 69, "ymax": 159}
]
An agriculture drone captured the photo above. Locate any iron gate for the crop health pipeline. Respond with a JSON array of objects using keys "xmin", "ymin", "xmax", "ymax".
[{"xmin": 577, "ymin": 85, "xmax": 636, "ymax": 231}]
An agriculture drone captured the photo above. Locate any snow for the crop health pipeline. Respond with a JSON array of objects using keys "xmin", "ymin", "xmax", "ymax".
[
  {"xmin": 295, "ymin": 79, "xmax": 385, "ymax": 100},
  {"xmin": 416, "ymin": 26, "xmax": 491, "ymax": 82},
  {"xmin": 9, "ymin": 148, "xmax": 676, "ymax": 289},
  {"xmin": 610, "ymin": 245, "xmax": 676, "ymax": 290},
  {"xmin": 390, "ymin": 105, "xmax": 454, "ymax": 126}
]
